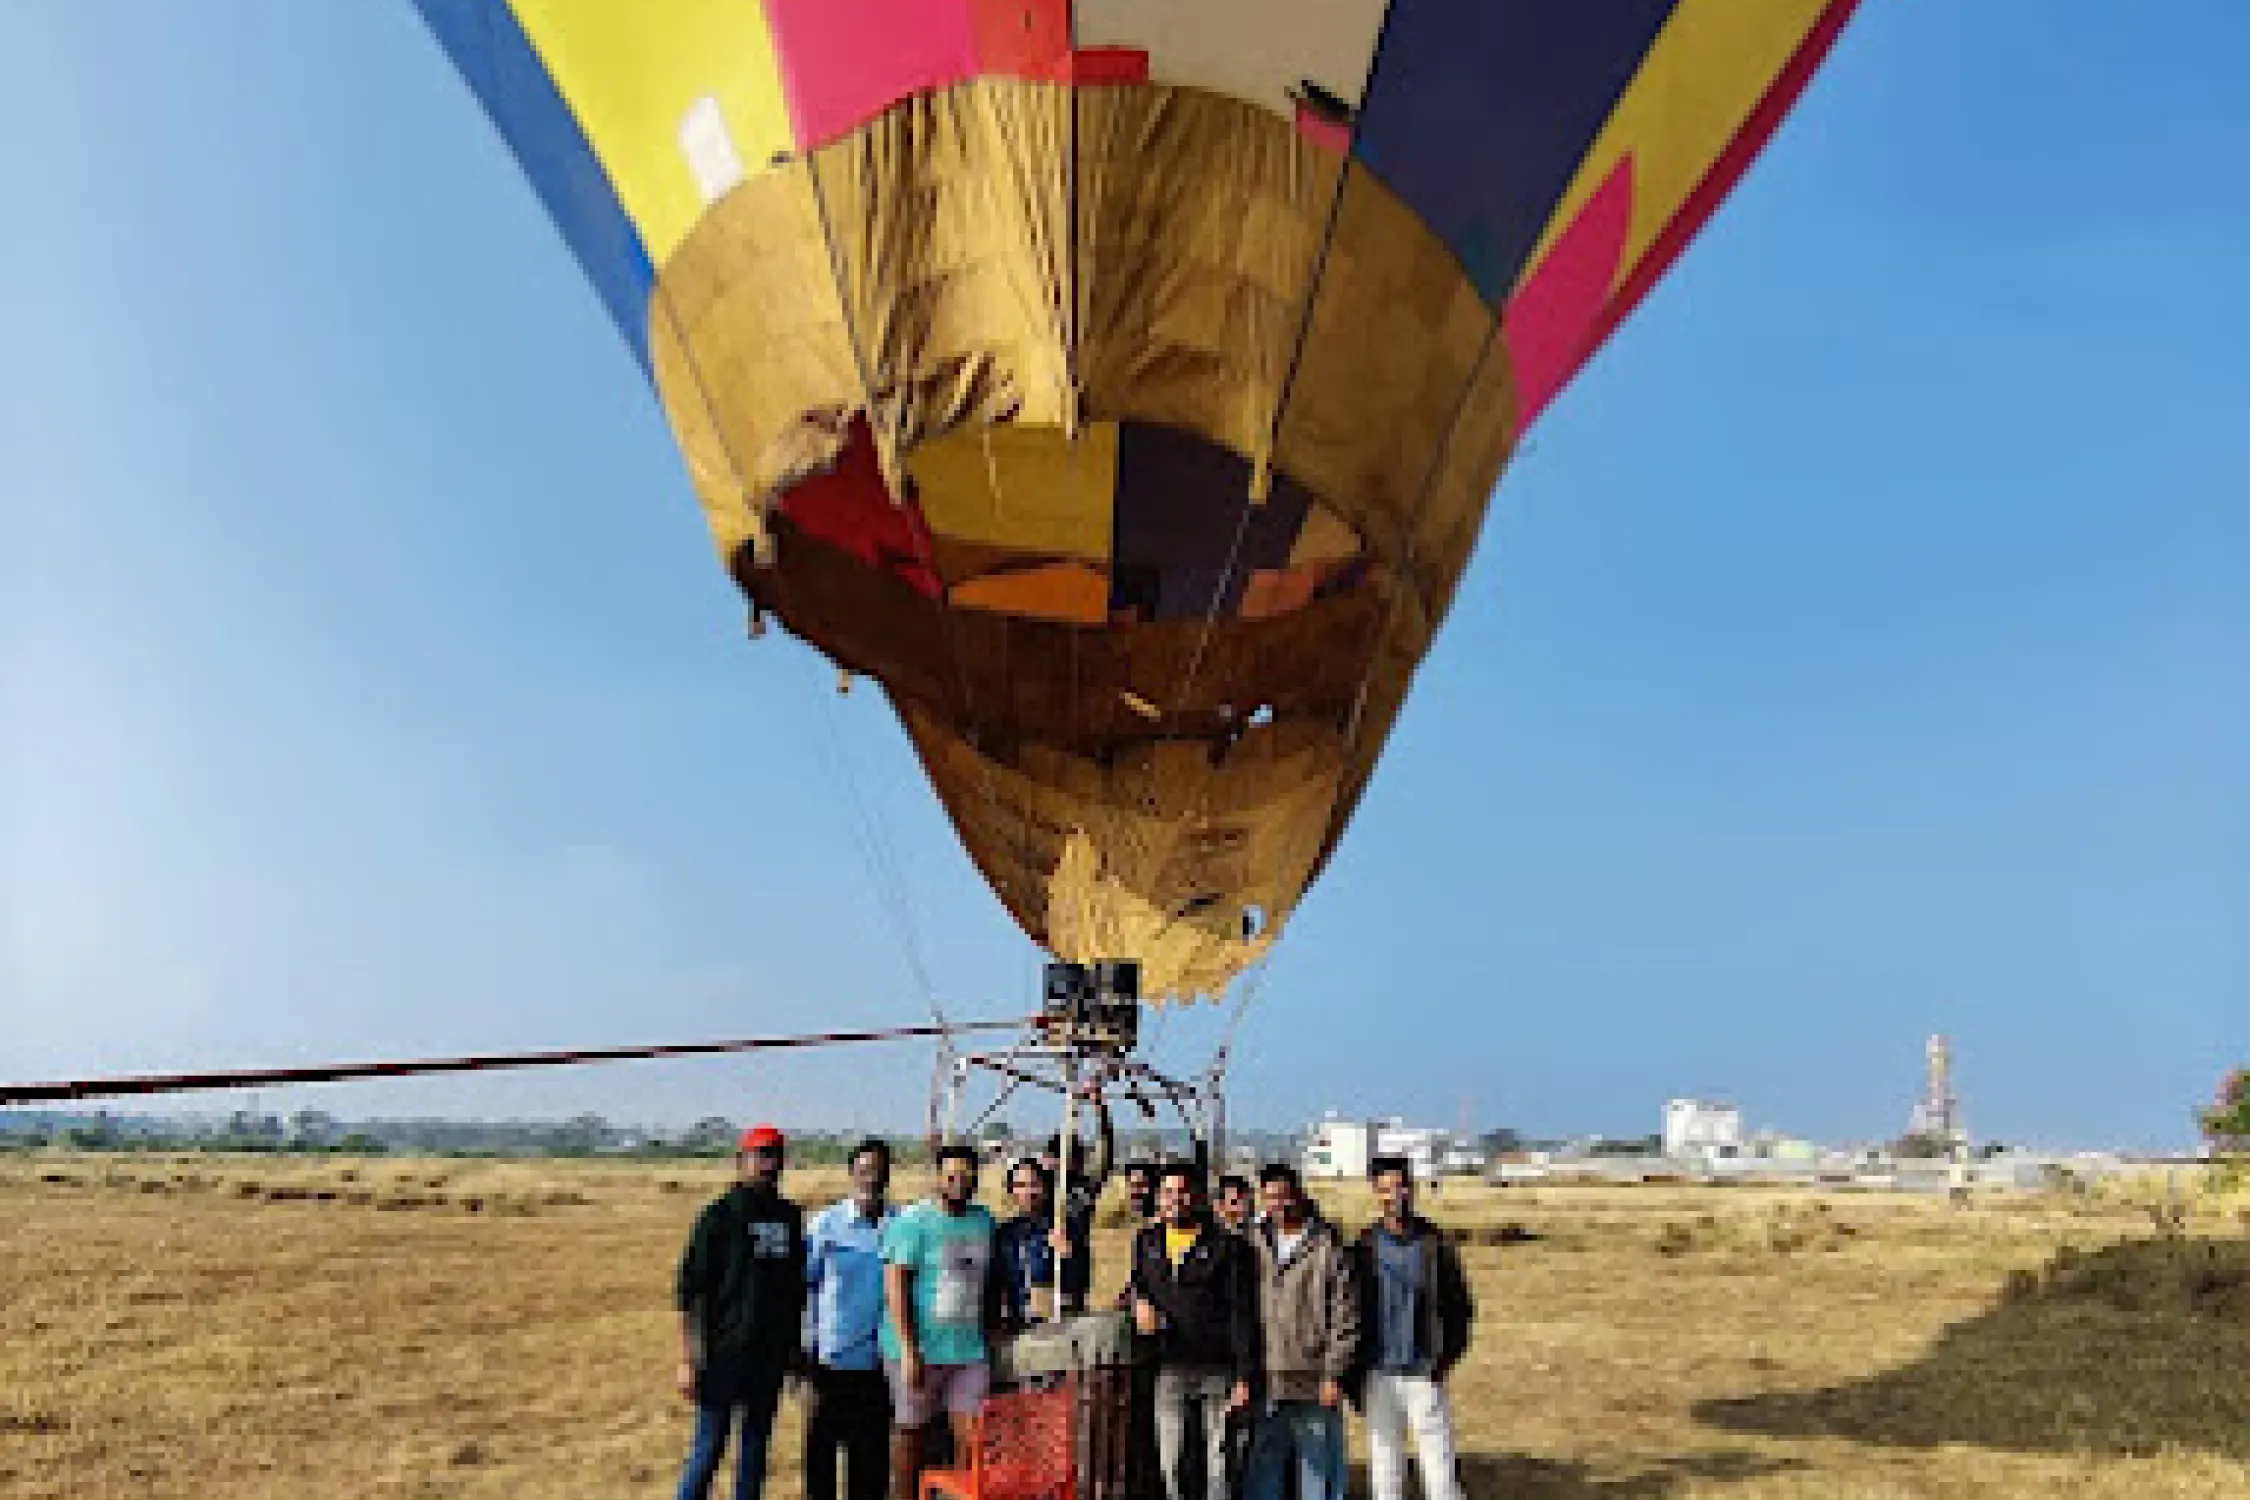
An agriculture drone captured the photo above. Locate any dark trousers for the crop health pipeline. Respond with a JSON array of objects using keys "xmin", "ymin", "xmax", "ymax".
[
  {"xmin": 679, "ymin": 1360, "xmax": 787, "ymax": 1500},
  {"xmin": 1129, "ymin": 1358, "xmax": 1162, "ymax": 1500},
  {"xmin": 804, "ymin": 1363, "xmax": 892, "ymax": 1500}
]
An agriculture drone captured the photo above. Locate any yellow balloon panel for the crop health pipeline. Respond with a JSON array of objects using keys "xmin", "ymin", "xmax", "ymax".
[
  {"xmin": 510, "ymin": 0, "xmax": 794, "ymax": 267},
  {"xmin": 906, "ymin": 421, "xmax": 1119, "ymax": 564}
]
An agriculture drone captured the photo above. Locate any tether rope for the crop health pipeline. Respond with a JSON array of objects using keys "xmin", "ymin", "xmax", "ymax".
[{"xmin": 0, "ymin": 1017, "xmax": 1033, "ymax": 1107}]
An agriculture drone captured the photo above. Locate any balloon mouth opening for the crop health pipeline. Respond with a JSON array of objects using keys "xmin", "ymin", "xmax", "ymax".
[{"xmin": 749, "ymin": 415, "xmax": 1375, "ymax": 631}]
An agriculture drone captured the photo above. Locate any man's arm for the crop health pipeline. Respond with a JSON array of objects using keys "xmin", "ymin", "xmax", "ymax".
[
  {"xmin": 675, "ymin": 1208, "xmax": 714, "ymax": 1394},
  {"xmin": 1126, "ymin": 1229, "xmax": 1170, "ymax": 1311},
  {"xmin": 991, "ymin": 1223, "xmax": 1022, "ymax": 1331},
  {"xmin": 799, "ymin": 1218, "xmax": 825, "ymax": 1363},
  {"xmin": 782, "ymin": 1213, "xmax": 810, "ymax": 1326},
  {"xmin": 1061, "ymin": 1215, "xmax": 1093, "ymax": 1303},
  {"xmin": 1433, "ymin": 1234, "xmax": 1475, "ymax": 1378},
  {"xmin": 885, "ymin": 1261, "xmax": 921, "ymax": 1379},
  {"xmin": 1340, "ymin": 1233, "xmax": 1374, "ymax": 1400},
  {"xmin": 1127, "ymin": 1228, "xmax": 1173, "ymax": 1333},
  {"xmin": 1321, "ymin": 1240, "xmax": 1363, "ymax": 1392},
  {"xmin": 1226, "ymin": 1237, "xmax": 1260, "ymax": 1399},
  {"xmin": 983, "ymin": 1222, "xmax": 1008, "ymax": 1336}
]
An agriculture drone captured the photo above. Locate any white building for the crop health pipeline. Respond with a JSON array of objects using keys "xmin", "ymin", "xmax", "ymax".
[
  {"xmin": 1303, "ymin": 1117, "xmax": 1373, "ymax": 1180},
  {"xmin": 1745, "ymin": 1131, "xmax": 1820, "ymax": 1164},
  {"xmin": 1663, "ymin": 1099, "xmax": 1744, "ymax": 1161},
  {"xmin": 1374, "ymin": 1121, "xmax": 1450, "ymax": 1180},
  {"xmin": 1302, "ymin": 1116, "xmax": 1453, "ymax": 1180}
]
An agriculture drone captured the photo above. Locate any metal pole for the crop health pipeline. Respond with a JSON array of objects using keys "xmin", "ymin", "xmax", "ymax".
[
  {"xmin": 943, "ymin": 1054, "xmax": 971, "ymax": 1147},
  {"xmin": 1051, "ymin": 1047, "xmax": 1077, "ymax": 1321}
]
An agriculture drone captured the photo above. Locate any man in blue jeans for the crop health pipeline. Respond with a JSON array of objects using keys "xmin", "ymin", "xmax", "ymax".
[
  {"xmin": 1245, "ymin": 1163, "xmax": 1360, "ymax": 1500},
  {"xmin": 675, "ymin": 1123, "xmax": 807, "ymax": 1500}
]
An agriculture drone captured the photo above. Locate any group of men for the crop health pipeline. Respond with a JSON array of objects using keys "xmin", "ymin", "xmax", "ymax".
[{"xmin": 672, "ymin": 1125, "xmax": 1474, "ymax": 1500}]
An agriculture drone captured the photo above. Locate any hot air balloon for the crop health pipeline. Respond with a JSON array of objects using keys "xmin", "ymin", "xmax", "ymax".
[{"xmin": 411, "ymin": 0, "xmax": 1861, "ymax": 1003}]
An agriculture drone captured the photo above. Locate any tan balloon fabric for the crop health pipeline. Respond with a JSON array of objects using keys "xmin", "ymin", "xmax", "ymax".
[
  {"xmin": 1275, "ymin": 167, "xmax": 1502, "ymax": 611},
  {"xmin": 1074, "ymin": 86, "xmax": 1341, "ymax": 473},
  {"xmin": 898, "ymin": 703, "xmax": 1347, "ymax": 1005},
  {"xmin": 810, "ymin": 82, "xmax": 1076, "ymax": 478},
  {"xmin": 648, "ymin": 80, "xmax": 1521, "ymax": 1000},
  {"xmin": 650, "ymin": 165, "xmax": 859, "ymax": 566}
]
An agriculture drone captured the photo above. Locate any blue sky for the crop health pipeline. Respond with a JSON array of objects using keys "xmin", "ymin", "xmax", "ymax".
[{"xmin": 3, "ymin": 3, "xmax": 2243, "ymax": 1149}]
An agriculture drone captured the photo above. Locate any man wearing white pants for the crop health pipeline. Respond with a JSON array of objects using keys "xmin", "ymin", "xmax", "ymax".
[{"xmin": 1349, "ymin": 1156, "xmax": 1474, "ymax": 1500}]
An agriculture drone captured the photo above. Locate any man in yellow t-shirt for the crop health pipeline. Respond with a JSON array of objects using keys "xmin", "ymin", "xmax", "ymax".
[{"xmin": 1128, "ymin": 1166, "xmax": 1257, "ymax": 1500}]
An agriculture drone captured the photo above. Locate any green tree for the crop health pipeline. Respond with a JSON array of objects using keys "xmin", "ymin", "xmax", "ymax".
[
  {"xmin": 2198, "ymin": 1067, "xmax": 2250, "ymax": 1153},
  {"xmin": 290, "ymin": 1110, "xmax": 340, "ymax": 1149},
  {"xmin": 552, "ymin": 1113, "xmax": 611, "ymax": 1157},
  {"xmin": 1891, "ymin": 1131, "xmax": 1957, "ymax": 1160},
  {"xmin": 678, "ymin": 1117, "xmax": 737, "ymax": 1157}
]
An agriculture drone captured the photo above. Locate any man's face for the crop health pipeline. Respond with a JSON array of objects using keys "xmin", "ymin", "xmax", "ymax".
[
  {"xmin": 937, "ymin": 1154, "xmax": 977, "ymax": 1209},
  {"xmin": 1260, "ymin": 1177, "xmax": 1300, "ymax": 1228},
  {"xmin": 1217, "ymin": 1185, "xmax": 1251, "ymax": 1229},
  {"xmin": 1009, "ymin": 1165, "xmax": 1048, "ymax": 1215},
  {"xmin": 1374, "ymin": 1168, "xmax": 1414, "ymax": 1221},
  {"xmin": 1126, "ymin": 1169, "xmax": 1154, "ymax": 1216},
  {"xmin": 849, "ymin": 1149, "xmax": 889, "ymax": 1210},
  {"xmin": 1156, "ymin": 1173, "xmax": 1201, "ymax": 1229},
  {"xmin": 741, "ymin": 1145, "xmax": 783, "ymax": 1188}
]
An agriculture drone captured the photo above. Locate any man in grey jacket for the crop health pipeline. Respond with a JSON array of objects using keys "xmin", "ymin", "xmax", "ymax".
[{"xmin": 1245, "ymin": 1163, "xmax": 1360, "ymax": 1500}]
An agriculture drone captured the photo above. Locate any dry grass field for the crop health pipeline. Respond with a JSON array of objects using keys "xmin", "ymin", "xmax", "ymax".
[{"xmin": 5, "ymin": 1153, "xmax": 2248, "ymax": 1499}]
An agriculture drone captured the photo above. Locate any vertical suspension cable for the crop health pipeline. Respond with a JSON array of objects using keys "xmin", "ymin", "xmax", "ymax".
[
  {"xmin": 648, "ymin": 264, "xmax": 955, "ymax": 1028},
  {"xmin": 797, "ymin": 135, "xmax": 1033, "ymax": 930},
  {"xmin": 801, "ymin": 651, "xmax": 946, "ymax": 1022}
]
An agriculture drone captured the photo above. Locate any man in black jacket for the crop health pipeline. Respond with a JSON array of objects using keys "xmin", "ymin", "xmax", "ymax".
[
  {"xmin": 1129, "ymin": 1163, "xmax": 1257, "ymax": 1500},
  {"xmin": 675, "ymin": 1123, "xmax": 807, "ymax": 1500},
  {"xmin": 1350, "ymin": 1156, "xmax": 1474, "ymax": 1500}
]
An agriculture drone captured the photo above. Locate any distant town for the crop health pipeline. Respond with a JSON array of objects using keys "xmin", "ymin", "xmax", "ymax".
[{"xmin": 1294, "ymin": 1034, "xmax": 2208, "ymax": 1197}]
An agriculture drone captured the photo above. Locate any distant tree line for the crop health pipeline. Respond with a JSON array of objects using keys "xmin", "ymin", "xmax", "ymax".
[{"xmin": 0, "ymin": 1109, "xmax": 936, "ymax": 1162}]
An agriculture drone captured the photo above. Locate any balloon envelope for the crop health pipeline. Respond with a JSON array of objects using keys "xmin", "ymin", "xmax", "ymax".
[{"xmin": 413, "ymin": 0, "xmax": 1861, "ymax": 1000}]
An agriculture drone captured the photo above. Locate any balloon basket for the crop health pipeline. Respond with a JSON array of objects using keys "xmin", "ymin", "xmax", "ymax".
[{"xmin": 991, "ymin": 1312, "xmax": 1156, "ymax": 1500}]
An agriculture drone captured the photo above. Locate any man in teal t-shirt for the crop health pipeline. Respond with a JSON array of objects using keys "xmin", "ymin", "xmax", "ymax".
[{"xmin": 881, "ymin": 1142, "xmax": 998, "ymax": 1500}]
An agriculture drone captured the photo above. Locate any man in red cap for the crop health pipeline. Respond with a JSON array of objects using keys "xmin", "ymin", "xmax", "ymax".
[{"xmin": 674, "ymin": 1123, "xmax": 806, "ymax": 1500}]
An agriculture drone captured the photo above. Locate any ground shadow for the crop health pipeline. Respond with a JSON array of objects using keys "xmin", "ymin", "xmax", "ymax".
[
  {"xmin": 1694, "ymin": 1235, "xmax": 2250, "ymax": 1463},
  {"xmin": 1457, "ymin": 1450, "xmax": 1808, "ymax": 1498},
  {"xmin": 1336, "ymin": 1449, "xmax": 1805, "ymax": 1500}
]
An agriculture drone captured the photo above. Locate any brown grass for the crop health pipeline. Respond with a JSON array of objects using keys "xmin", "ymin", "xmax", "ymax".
[{"xmin": 4, "ymin": 1155, "xmax": 2247, "ymax": 1498}]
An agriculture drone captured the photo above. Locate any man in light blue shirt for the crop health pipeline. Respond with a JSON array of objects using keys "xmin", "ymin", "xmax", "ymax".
[{"xmin": 803, "ymin": 1139, "xmax": 895, "ymax": 1500}]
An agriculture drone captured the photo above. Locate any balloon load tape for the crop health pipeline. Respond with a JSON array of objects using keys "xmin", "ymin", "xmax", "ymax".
[{"xmin": 1037, "ymin": 960, "xmax": 1141, "ymax": 1055}]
